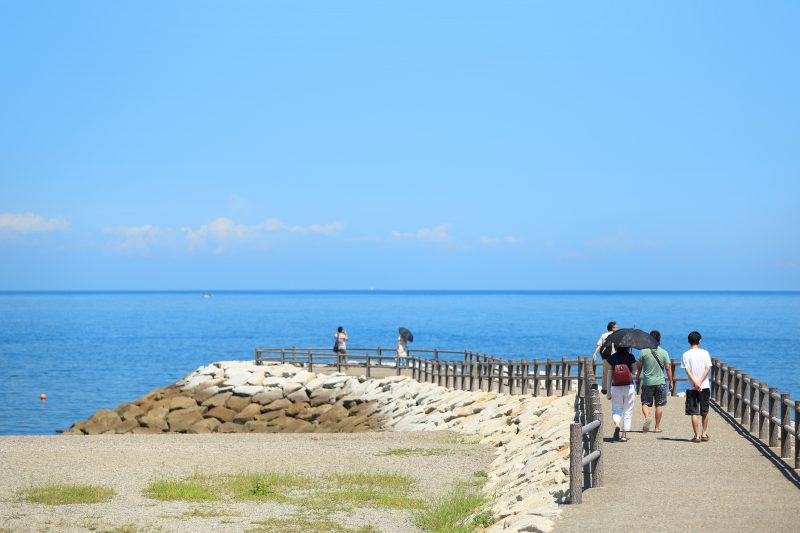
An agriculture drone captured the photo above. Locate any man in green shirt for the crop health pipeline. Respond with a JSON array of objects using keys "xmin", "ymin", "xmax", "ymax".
[{"xmin": 635, "ymin": 330, "xmax": 674, "ymax": 433}]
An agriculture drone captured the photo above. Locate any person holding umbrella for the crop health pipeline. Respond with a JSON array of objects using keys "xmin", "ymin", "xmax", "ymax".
[
  {"xmin": 398, "ymin": 327, "xmax": 413, "ymax": 357},
  {"xmin": 601, "ymin": 328, "xmax": 659, "ymax": 441}
]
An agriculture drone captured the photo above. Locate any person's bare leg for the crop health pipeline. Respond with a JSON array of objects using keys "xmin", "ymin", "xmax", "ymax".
[
  {"xmin": 654, "ymin": 406, "xmax": 664, "ymax": 431},
  {"xmin": 691, "ymin": 415, "xmax": 699, "ymax": 438},
  {"xmin": 642, "ymin": 403, "xmax": 651, "ymax": 421},
  {"xmin": 701, "ymin": 415, "xmax": 709, "ymax": 437}
]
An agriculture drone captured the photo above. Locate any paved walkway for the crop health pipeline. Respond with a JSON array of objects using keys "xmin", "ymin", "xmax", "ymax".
[{"xmin": 555, "ymin": 395, "xmax": 800, "ymax": 532}]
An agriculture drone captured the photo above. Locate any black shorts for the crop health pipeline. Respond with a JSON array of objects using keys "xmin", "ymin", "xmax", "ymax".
[
  {"xmin": 685, "ymin": 388, "xmax": 710, "ymax": 416},
  {"xmin": 641, "ymin": 384, "xmax": 667, "ymax": 407}
]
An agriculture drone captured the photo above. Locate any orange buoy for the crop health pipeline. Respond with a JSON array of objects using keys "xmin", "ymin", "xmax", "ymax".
[{"xmin": 40, "ymin": 393, "xmax": 47, "ymax": 401}]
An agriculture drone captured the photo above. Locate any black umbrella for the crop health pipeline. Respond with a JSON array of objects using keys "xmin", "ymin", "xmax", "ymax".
[
  {"xmin": 602, "ymin": 328, "xmax": 658, "ymax": 353},
  {"xmin": 398, "ymin": 327, "xmax": 414, "ymax": 342}
]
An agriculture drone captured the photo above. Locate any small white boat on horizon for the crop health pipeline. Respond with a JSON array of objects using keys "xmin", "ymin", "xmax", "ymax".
[{"xmin": 202, "ymin": 293, "xmax": 212, "ymax": 299}]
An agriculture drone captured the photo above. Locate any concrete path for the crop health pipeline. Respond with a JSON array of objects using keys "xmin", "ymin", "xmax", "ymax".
[{"xmin": 556, "ymin": 395, "xmax": 800, "ymax": 532}]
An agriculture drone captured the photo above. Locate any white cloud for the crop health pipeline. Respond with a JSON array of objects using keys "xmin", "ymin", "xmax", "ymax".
[
  {"xmin": 103, "ymin": 224, "xmax": 162, "ymax": 255},
  {"xmin": 479, "ymin": 235, "xmax": 523, "ymax": 246},
  {"xmin": 180, "ymin": 217, "xmax": 344, "ymax": 250},
  {"xmin": 0, "ymin": 212, "xmax": 67, "ymax": 233},
  {"xmin": 391, "ymin": 224, "xmax": 451, "ymax": 242}
]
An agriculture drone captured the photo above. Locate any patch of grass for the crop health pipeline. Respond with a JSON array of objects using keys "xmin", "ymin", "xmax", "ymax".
[
  {"xmin": 415, "ymin": 487, "xmax": 492, "ymax": 533},
  {"xmin": 99, "ymin": 525, "xmax": 138, "ymax": 533},
  {"xmin": 17, "ymin": 484, "xmax": 115, "ymax": 505},
  {"xmin": 78, "ymin": 516, "xmax": 102, "ymax": 530},
  {"xmin": 247, "ymin": 517, "xmax": 379, "ymax": 533},
  {"xmin": 142, "ymin": 478, "xmax": 220, "ymax": 502},
  {"xmin": 159, "ymin": 507, "xmax": 242, "ymax": 519},
  {"xmin": 472, "ymin": 470, "xmax": 488, "ymax": 479},
  {"xmin": 304, "ymin": 472, "xmax": 424, "ymax": 511},
  {"xmin": 222, "ymin": 472, "xmax": 312, "ymax": 502},
  {"xmin": 378, "ymin": 447, "xmax": 451, "ymax": 457}
]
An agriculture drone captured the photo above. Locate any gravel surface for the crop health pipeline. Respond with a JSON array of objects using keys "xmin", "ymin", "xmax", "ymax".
[{"xmin": 0, "ymin": 431, "xmax": 495, "ymax": 532}]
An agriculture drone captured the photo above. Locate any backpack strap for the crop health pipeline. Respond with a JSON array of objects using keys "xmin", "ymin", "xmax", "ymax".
[{"xmin": 650, "ymin": 348, "xmax": 665, "ymax": 371}]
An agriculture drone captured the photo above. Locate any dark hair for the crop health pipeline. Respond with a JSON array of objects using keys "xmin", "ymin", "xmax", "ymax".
[
  {"xmin": 649, "ymin": 330, "xmax": 661, "ymax": 344},
  {"xmin": 688, "ymin": 331, "xmax": 702, "ymax": 346},
  {"xmin": 607, "ymin": 321, "xmax": 617, "ymax": 332},
  {"xmin": 337, "ymin": 326, "xmax": 343, "ymax": 333},
  {"xmin": 617, "ymin": 346, "xmax": 632, "ymax": 354}
]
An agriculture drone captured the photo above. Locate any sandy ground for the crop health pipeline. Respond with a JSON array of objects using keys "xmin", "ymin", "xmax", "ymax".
[{"xmin": 0, "ymin": 431, "xmax": 495, "ymax": 532}]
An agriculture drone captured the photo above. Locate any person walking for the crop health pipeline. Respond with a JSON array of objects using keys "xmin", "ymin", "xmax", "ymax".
[
  {"xmin": 334, "ymin": 326, "xmax": 348, "ymax": 364},
  {"xmin": 682, "ymin": 330, "xmax": 712, "ymax": 443},
  {"xmin": 397, "ymin": 335, "xmax": 408, "ymax": 357},
  {"xmin": 635, "ymin": 330, "xmax": 674, "ymax": 433},
  {"xmin": 593, "ymin": 321, "xmax": 617, "ymax": 394},
  {"xmin": 605, "ymin": 346, "xmax": 636, "ymax": 442}
]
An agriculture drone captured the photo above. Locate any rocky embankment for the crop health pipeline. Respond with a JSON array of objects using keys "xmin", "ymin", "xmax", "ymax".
[{"xmin": 66, "ymin": 361, "xmax": 574, "ymax": 532}]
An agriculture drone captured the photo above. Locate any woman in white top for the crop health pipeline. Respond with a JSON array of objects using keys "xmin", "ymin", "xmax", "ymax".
[
  {"xmin": 397, "ymin": 335, "xmax": 408, "ymax": 357},
  {"xmin": 335, "ymin": 326, "xmax": 348, "ymax": 354}
]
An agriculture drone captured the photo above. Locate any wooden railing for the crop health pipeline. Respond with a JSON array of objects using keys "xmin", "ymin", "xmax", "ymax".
[
  {"xmin": 255, "ymin": 346, "xmax": 691, "ymax": 395},
  {"xmin": 569, "ymin": 362, "xmax": 604, "ymax": 504},
  {"xmin": 711, "ymin": 358, "xmax": 799, "ymax": 468}
]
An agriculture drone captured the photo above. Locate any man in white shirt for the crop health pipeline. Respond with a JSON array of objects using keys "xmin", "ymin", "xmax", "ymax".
[
  {"xmin": 592, "ymin": 321, "xmax": 617, "ymax": 394},
  {"xmin": 682, "ymin": 330, "xmax": 712, "ymax": 443}
]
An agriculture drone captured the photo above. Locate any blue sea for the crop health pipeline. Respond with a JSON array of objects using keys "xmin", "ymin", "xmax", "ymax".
[{"xmin": 1, "ymin": 291, "xmax": 798, "ymax": 435}]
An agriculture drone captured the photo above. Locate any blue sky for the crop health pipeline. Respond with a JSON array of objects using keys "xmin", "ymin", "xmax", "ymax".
[{"xmin": 1, "ymin": 2, "xmax": 798, "ymax": 290}]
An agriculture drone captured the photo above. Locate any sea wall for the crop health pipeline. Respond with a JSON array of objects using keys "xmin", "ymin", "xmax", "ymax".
[{"xmin": 65, "ymin": 360, "xmax": 574, "ymax": 532}]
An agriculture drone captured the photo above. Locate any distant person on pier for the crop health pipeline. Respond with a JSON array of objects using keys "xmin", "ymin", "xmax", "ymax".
[
  {"xmin": 334, "ymin": 326, "xmax": 348, "ymax": 362},
  {"xmin": 606, "ymin": 346, "xmax": 636, "ymax": 442},
  {"xmin": 683, "ymin": 331, "xmax": 712, "ymax": 443},
  {"xmin": 397, "ymin": 335, "xmax": 408, "ymax": 358},
  {"xmin": 593, "ymin": 321, "xmax": 617, "ymax": 394},
  {"xmin": 635, "ymin": 330, "xmax": 674, "ymax": 433}
]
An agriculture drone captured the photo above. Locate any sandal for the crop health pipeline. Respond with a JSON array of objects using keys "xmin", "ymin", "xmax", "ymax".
[
  {"xmin": 619, "ymin": 436, "xmax": 628, "ymax": 442},
  {"xmin": 691, "ymin": 436, "xmax": 701, "ymax": 443},
  {"xmin": 701, "ymin": 434, "xmax": 710, "ymax": 442},
  {"xmin": 653, "ymin": 429, "xmax": 663, "ymax": 433}
]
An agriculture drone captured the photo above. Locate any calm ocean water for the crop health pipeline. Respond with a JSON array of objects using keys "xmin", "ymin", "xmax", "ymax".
[{"xmin": 1, "ymin": 291, "xmax": 798, "ymax": 435}]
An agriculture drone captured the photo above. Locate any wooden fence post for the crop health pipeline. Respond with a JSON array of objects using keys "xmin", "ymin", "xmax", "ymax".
[
  {"xmin": 569, "ymin": 423, "xmax": 582, "ymax": 504},
  {"xmin": 291, "ymin": 346, "xmax": 297, "ymax": 364},
  {"xmin": 280, "ymin": 349, "xmax": 286, "ymax": 365},
  {"xmin": 308, "ymin": 351, "xmax": 313, "ymax": 372},
  {"xmin": 768, "ymin": 387, "xmax": 778, "ymax": 447},
  {"xmin": 508, "ymin": 361, "xmax": 515, "ymax": 395},
  {"xmin": 366, "ymin": 354, "xmax": 371, "ymax": 378},
  {"xmin": 720, "ymin": 365, "xmax": 728, "ymax": 407},
  {"xmin": 740, "ymin": 374, "xmax": 749, "ymax": 426},
  {"xmin": 734, "ymin": 371, "xmax": 743, "ymax": 419},
  {"xmin": 759, "ymin": 382, "xmax": 769, "ymax": 440},
  {"xmin": 780, "ymin": 393, "xmax": 790, "ymax": 458},
  {"xmin": 727, "ymin": 367, "xmax": 736, "ymax": 413},
  {"xmin": 795, "ymin": 400, "xmax": 800, "ymax": 469},
  {"xmin": 545, "ymin": 358, "xmax": 554, "ymax": 396},
  {"xmin": 590, "ymin": 387, "xmax": 604, "ymax": 488},
  {"xmin": 532, "ymin": 359, "xmax": 540, "ymax": 397},
  {"xmin": 521, "ymin": 362, "xmax": 529, "ymax": 395},
  {"xmin": 560, "ymin": 356, "xmax": 568, "ymax": 395},
  {"xmin": 749, "ymin": 378, "xmax": 759, "ymax": 433}
]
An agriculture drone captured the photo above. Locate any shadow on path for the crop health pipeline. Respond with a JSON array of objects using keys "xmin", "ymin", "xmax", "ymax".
[{"xmin": 710, "ymin": 401, "xmax": 800, "ymax": 490}]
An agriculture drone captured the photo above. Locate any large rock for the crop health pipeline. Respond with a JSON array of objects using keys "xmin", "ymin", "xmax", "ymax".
[
  {"xmin": 206, "ymin": 406, "xmax": 237, "ymax": 423},
  {"xmin": 217, "ymin": 422, "xmax": 244, "ymax": 433},
  {"xmin": 226, "ymin": 395, "xmax": 252, "ymax": 412},
  {"xmin": 233, "ymin": 403, "xmax": 262, "ymax": 423},
  {"xmin": 118, "ymin": 404, "xmax": 146, "ymax": 421},
  {"xmin": 233, "ymin": 385, "xmax": 263, "ymax": 396},
  {"xmin": 83, "ymin": 409, "xmax": 122, "ymax": 435},
  {"xmin": 194, "ymin": 386, "xmax": 220, "ymax": 403},
  {"xmin": 309, "ymin": 387, "xmax": 337, "ymax": 406},
  {"xmin": 202, "ymin": 392, "xmax": 232, "ymax": 408},
  {"xmin": 115, "ymin": 418, "xmax": 140, "ymax": 433},
  {"xmin": 131, "ymin": 426, "xmax": 164, "ymax": 434},
  {"xmin": 286, "ymin": 388, "xmax": 310, "ymax": 404},
  {"xmin": 252, "ymin": 389, "xmax": 283, "ymax": 405},
  {"xmin": 139, "ymin": 406, "xmax": 169, "ymax": 431},
  {"xmin": 317, "ymin": 405, "xmax": 349, "ymax": 424},
  {"xmin": 188, "ymin": 418, "xmax": 221, "ymax": 434},
  {"xmin": 262, "ymin": 398, "xmax": 292, "ymax": 411},
  {"xmin": 167, "ymin": 406, "xmax": 206, "ymax": 432},
  {"xmin": 286, "ymin": 402, "xmax": 310, "ymax": 417},
  {"xmin": 169, "ymin": 396, "xmax": 198, "ymax": 411},
  {"xmin": 281, "ymin": 382, "xmax": 304, "ymax": 395}
]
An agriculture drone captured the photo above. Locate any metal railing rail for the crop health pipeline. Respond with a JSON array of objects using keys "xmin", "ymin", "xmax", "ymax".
[
  {"xmin": 711, "ymin": 358, "xmax": 798, "ymax": 468},
  {"xmin": 569, "ymin": 357, "xmax": 604, "ymax": 504},
  {"xmin": 255, "ymin": 347, "xmax": 691, "ymax": 395}
]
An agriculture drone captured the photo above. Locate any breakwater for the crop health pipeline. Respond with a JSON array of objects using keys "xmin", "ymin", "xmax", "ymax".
[{"xmin": 65, "ymin": 360, "xmax": 574, "ymax": 532}]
